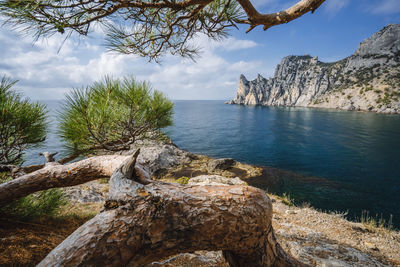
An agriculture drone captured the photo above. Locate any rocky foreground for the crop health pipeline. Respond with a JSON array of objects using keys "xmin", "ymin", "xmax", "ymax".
[
  {"xmin": 227, "ymin": 24, "xmax": 400, "ymax": 114},
  {"xmin": 61, "ymin": 141, "xmax": 400, "ymax": 267}
]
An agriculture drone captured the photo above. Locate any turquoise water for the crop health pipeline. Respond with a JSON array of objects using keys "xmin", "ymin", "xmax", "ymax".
[{"xmin": 26, "ymin": 100, "xmax": 400, "ymax": 228}]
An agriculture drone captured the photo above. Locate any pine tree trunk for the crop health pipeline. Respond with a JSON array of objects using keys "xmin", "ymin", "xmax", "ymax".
[
  {"xmin": 0, "ymin": 155, "xmax": 128, "ymax": 207},
  {"xmin": 38, "ymin": 154, "xmax": 306, "ymax": 267}
]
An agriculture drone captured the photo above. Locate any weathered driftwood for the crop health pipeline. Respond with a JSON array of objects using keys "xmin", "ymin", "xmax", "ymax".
[
  {"xmin": 0, "ymin": 151, "xmax": 81, "ymax": 176},
  {"xmin": 0, "ymin": 154, "xmax": 129, "ymax": 207},
  {"xmin": 38, "ymin": 154, "xmax": 306, "ymax": 267}
]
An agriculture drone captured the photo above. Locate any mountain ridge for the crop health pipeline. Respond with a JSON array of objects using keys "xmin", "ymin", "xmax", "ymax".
[{"xmin": 227, "ymin": 24, "xmax": 400, "ymax": 114}]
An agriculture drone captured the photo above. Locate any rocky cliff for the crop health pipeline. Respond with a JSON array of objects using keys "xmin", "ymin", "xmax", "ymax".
[{"xmin": 227, "ymin": 24, "xmax": 400, "ymax": 113}]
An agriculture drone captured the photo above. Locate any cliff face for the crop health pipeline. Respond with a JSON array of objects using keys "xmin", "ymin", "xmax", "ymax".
[{"xmin": 227, "ymin": 24, "xmax": 400, "ymax": 113}]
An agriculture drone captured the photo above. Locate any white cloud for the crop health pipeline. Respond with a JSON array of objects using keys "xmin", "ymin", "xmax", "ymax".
[
  {"xmin": 0, "ymin": 29, "xmax": 264, "ymax": 100},
  {"xmin": 322, "ymin": 0, "xmax": 349, "ymax": 16},
  {"xmin": 220, "ymin": 38, "xmax": 259, "ymax": 51},
  {"xmin": 366, "ymin": 0, "xmax": 400, "ymax": 14}
]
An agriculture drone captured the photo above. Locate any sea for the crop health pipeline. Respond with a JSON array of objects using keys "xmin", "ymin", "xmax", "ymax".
[{"xmin": 25, "ymin": 100, "xmax": 400, "ymax": 228}]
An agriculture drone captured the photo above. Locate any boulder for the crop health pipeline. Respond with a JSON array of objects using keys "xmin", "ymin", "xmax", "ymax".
[
  {"xmin": 121, "ymin": 141, "xmax": 191, "ymax": 176},
  {"xmin": 207, "ymin": 158, "xmax": 235, "ymax": 172}
]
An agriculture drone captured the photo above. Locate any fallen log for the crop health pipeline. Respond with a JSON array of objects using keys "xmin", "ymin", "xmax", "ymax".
[
  {"xmin": 38, "ymin": 154, "xmax": 306, "ymax": 267},
  {"xmin": 0, "ymin": 154, "xmax": 129, "ymax": 207}
]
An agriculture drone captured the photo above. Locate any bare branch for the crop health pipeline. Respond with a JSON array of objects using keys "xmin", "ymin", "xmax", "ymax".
[
  {"xmin": 235, "ymin": 0, "xmax": 325, "ymax": 32},
  {"xmin": 0, "ymin": 0, "xmax": 326, "ymax": 59}
]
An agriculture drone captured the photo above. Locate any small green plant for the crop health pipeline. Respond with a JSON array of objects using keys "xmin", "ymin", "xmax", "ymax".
[
  {"xmin": 176, "ymin": 176, "xmax": 190, "ymax": 185},
  {"xmin": 279, "ymin": 192, "xmax": 294, "ymax": 206},
  {"xmin": 0, "ymin": 189, "xmax": 67, "ymax": 221},
  {"xmin": 98, "ymin": 178, "xmax": 110, "ymax": 184},
  {"xmin": 360, "ymin": 210, "xmax": 393, "ymax": 231}
]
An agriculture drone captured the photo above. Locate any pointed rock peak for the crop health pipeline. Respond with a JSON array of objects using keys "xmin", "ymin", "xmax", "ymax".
[
  {"xmin": 355, "ymin": 23, "xmax": 400, "ymax": 56},
  {"xmin": 239, "ymin": 74, "xmax": 248, "ymax": 82},
  {"xmin": 257, "ymin": 74, "xmax": 264, "ymax": 80}
]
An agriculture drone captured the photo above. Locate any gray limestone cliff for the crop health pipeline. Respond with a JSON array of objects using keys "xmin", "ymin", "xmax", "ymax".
[{"xmin": 227, "ymin": 24, "xmax": 400, "ymax": 114}]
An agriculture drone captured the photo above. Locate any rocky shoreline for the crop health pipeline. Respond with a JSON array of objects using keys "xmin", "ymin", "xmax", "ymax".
[
  {"xmin": 227, "ymin": 24, "xmax": 400, "ymax": 114},
  {"xmin": 62, "ymin": 140, "xmax": 400, "ymax": 267}
]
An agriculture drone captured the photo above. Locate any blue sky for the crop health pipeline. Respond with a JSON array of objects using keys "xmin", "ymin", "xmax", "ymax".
[{"xmin": 0, "ymin": 0, "xmax": 399, "ymax": 100}]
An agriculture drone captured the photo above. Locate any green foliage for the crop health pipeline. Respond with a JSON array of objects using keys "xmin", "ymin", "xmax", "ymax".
[
  {"xmin": 313, "ymin": 98, "xmax": 323, "ymax": 105},
  {"xmin": 0, "ymin": 171, "xmax": 12, "ymax": 183},
  {"xmin": 0, "ymin": 188, "xmax": 67, "ymax": 221},
  {"xmin": 58, "ymin": 76, "xmax": 174, "ymax": 153},
  {"xmin": 376, "ymin": 92, "xmax": 392, "ymax": 106},
  {"xmin": 0, "ymin": 0, "xmax": 244, "ymax": 60},
  {"xmin": 176, "ymin": 176, "xmax": 190, "ymax": 185},
  {"xmin": 0, "ymin": 76, "xmax": 47, "ymax": 165}
]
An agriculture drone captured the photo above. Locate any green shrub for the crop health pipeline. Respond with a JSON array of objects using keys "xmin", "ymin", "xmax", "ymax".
[
  {"xmin": 0, "ymin": 188, "xmax": 67, "ymax": 221},
  {"xmin": 58, "ymin": 76, "xmax": 173, "ymax": 153},
  {"xmin": 0, "ymin": 76, "xmax": 47, "ymax": 165}
]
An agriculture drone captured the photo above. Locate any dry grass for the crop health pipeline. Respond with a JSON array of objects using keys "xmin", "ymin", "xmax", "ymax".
[
  {"xmin": 360, "ymin": 210, "xmax": 394, "ymax": 232},
  {"xmin": 270, "ymin": 195, "xmax": 400, "ymax": 266},
  {"xmin": 0, "ymin": 202, "xmax": 103, "ymax": 266}
]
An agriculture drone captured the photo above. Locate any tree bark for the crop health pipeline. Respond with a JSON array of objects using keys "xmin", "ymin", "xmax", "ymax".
[
  {"xmin": 0, "ymin": 154, "xmax": 129, "ymax": 207},
  {"xmin": 38, "ymin": 155, "xmax": 306, "ymax": 267},
  {"xmin": 236, "ymin": 0, "xmax": 325, "ymax": 32}
]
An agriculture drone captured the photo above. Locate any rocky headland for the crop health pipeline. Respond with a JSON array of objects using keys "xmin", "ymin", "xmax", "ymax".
[
  {"xmin": 227, "ymin": 24, "xmax": 400, "ymax": 114},
  {"xmin": 2, "ymin": 140, "xmax": 399, "ymax": 266}
]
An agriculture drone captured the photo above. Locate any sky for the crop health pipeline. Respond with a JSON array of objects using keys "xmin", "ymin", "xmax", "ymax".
[{"xmin": 0, "ymin": 0, "xmax": 399, "ymax": 100}]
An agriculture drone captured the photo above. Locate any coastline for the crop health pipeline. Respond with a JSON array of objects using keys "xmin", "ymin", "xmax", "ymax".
[
  {"xmin": 225, "ymin": 101, "xmax": 400, "ymax": 115},
  {"xmin": 1, "ymin": 140, "xmax": 399, "ymax": 266}
]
